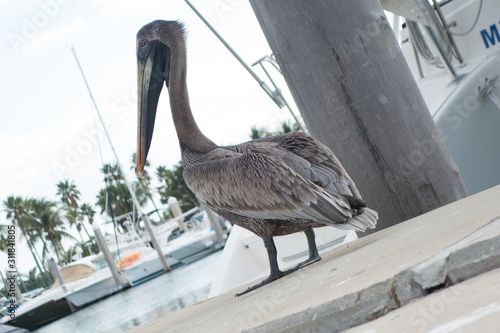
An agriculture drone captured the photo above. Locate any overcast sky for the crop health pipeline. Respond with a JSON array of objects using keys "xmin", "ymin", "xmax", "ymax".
[{"xmin": 0, "ymin": 0, "xmax": 300, "ymax": 273}]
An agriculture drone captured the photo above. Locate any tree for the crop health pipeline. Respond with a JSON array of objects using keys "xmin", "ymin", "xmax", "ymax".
[
  {"xmin": 22, "ymin": 267, "xmax": 50, "ymax": 291},
  {"xmin": 250, "ymin": 120, "xmax": 301, "ymax": 139},
  {"xmin": 79, "ymin": 203, "xmax": 95, "ymax": 226},
  {"xmin": 96, "ymin": 182, "xmax": 132, "ymax": 217},
  {"xmin": 2, "ymin": 196, "xmax": 50, "ymax": 287},
  {"xmin": 96, "ymin": 162, "xmax": 149, "ymax": 227},
  {"xmin": 25, "ymin": 267, "xmax": 38, "ymax": 286},
  {"xmin": 157, "ymin": 163, "xmax": 199, "ymax": 212},
  {"xmin": 65, "ymin": 207, "xmax": 85, "ymax": 243},
  {"xmin": 0, "ymin": 234, "xmax": 7, "ymax": 253},
  {"xmin": 250, "ymin": 0, "xmax": 468, "ymax": 232},
  {"xmin": 77, "ymin": 203, "xmax": 97, "ymax": 250},
  {"xmin": 60, "ymin": 241, "xmax": 98, "ymax": 265},
  {"xmin": 249, "ymin": 126, "xmax": 271, "ymax": 140},
  {"xmin": 130, "ymin": 153, "xmax": 162, "ymax": 220},
  {"xmin": 27, "ymin": 198, "xmax": 75, "ymax": 264},
  {"xmin": 56, "ymin": 179, "xmax": 80, "ymax": 210},
  {"xmin": 97, "ymin": 163, "xmax": 130, "ymax": 216},
  {"xmin": 278, "ymin": 120, "xmax": 301, "ymax": 135},
  {"xmin": 56, "ymin": 179, "xmax": 93, "ymax": 240}
]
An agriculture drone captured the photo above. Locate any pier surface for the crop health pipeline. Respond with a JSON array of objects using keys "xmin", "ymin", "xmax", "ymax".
[{"xmin": 129, "ymin": 185, "xmax": 500, "ymax": 332}]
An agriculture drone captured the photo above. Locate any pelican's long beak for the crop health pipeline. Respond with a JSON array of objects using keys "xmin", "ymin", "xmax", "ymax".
[{"xmin": 136, "ymin": 41, "xmax": 170, "ymax": 178}]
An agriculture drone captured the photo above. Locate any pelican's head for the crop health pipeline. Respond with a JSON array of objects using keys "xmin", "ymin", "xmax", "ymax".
[{"xmin": 135, "ymin": 20, "xmax": 185, "ymax": 178}]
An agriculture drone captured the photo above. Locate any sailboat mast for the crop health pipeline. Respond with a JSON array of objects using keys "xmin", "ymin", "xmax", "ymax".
[{"xmin": 69, "ymin": 45, "xmax": 137, "ymax": 205}]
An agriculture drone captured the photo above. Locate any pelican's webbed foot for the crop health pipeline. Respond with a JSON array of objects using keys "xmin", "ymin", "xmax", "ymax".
[
  {"xmin": 235, "ymin": 237, "xmax": 284, "ymax": 297},
  {"xmin": 235, "ymin": 268, "xmax": 288, "ymax": 297}
]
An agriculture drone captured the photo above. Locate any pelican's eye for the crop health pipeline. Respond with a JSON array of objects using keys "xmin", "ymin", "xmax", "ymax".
[{"xmin": 138, "ymin": 39, "xmax": 147, "ymax": 49}]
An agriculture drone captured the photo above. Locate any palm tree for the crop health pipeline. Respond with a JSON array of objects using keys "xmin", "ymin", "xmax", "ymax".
[
  {"xmin": 27, "ymin": 198, "xmax": 75, "ymax": 264},
  {"xmin": 0, "ymin": 234, "xmax": 7, "ymax": 253},
  {"xmin": 156, "ymin": 162, "xmax": 199, "ymax": 212},
  {"xmin": 130, "ymin": 153, "xmax": 165, "ymax": 221},
  {"xmin": 2, "ymin": 196, "xmax": 50, "ymax": 287},
  {"xmin": 249, "ymin": 120, "xmax": 301, "ymax": 139},
  {"xmin": 23, "ymin": 267, "xmax": 47, "ymax": 291},
  {"xmin": 278, "ymin": 120, "xmax": 301, "ymax": 134},
  {"xmin": 56, "ymin": 179, "xmax": 94, "ymax": 241},
  {"xmin": 101, "ymin": 163, "xmax": 122, "ymax": 184},
  {"xmin": 24, "ymin": 219, "xmax": 49, "ymax": 265},
  {"xmin": 78, "ymin": 203, "xmax": 95, "ymax": 240},
  {"xmin": 56, "ymin": 179, "xmax": 81, "ymax": 210},
  {"xmin": 96, "ymin": 181, "xmax": 134, "ymax": 217},
  {"xmin": 0, "ymin": 233, "xmax": 28, "ymax": 293},
  {"xmin": 79, "ymin": 203, "xmax": 95, "ymax": 226},
  {"xmin": 65, "ymin": 208, "xmax": 85, "ymax": 243},
  {"xmin": 156, "ymin": 165, "xmax": 168, "ymax": 180},
  {"xmin": 25, "ymin": 267, "xmax": 38, "ymax": 285},
  {"xmin": 59, "ymin": 246, "xmax": 76, "ymax": 266},
  {"xmin": 41, "ymin": 212, "xmax": 74, "ymax": 264},
  {"xmin": 96, "ymin": 162, "xmax": 149, "ymax": 225},
  {"xmin": 249, "ymin": 126, "xmax": 271, "ymax": 139}
]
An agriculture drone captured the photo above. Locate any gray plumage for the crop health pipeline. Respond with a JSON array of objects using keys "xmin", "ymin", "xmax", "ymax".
[
  {"xmin": 135, "ymin": 20, "xmax": 378, "ymax": 296},
  {"xmin": 183, "ymin": 132, "xmax": 377, "ymax": 238}
]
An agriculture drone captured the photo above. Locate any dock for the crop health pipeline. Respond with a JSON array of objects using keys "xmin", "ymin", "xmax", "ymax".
[{"xmin": 129, "ymin": 185, "xmax": 500, "ymax": 332}]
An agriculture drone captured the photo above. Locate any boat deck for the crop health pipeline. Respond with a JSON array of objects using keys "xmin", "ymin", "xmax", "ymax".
[{"xmin": 128, "ymin": 185, "xmax": 500, "ymax": 332}]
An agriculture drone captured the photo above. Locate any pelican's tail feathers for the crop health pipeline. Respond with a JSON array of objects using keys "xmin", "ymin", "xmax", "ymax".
[{"xmin": 344, "ymin": 207, "xmax": 378, "ymax": 232}]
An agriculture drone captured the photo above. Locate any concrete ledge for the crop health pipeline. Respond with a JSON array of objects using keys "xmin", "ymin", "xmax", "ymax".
[
  {"xmin": 345, "ymin": 267, "xmax": 500, "ymax": 333},
  {"xmin": 128, "ymin": 185, "xmax": 500, "ymax": 333},
  {"xmin": 247, "ymin": 225, "xmax": 500, "ymax": 333}
]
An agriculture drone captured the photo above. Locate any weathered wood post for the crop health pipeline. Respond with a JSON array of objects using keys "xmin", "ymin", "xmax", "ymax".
[
  {"xmin": 202, "ymin": 204, "xmax": 226, "ymax": 244},
  {"xmin": 47, "ymin": 258, "xmax": 65, "ymax": 290},
  {"xmin": 169, "ymin": 197, "xmax": 186, "ymax": 232},
  {"xmin": 250, "ymin": 0, "xmax": 468, "ymax": 233},
  {"xmin": 93, "ymin": 224, "xmax": 130, "ymax": 287},
  {"xmin": 47, "ymin": 258, "xmax": 77, "ymax": 312}
]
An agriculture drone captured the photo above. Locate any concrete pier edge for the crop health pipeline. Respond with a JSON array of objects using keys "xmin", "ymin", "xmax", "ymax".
[{"xmin": 246, "ymin": 219, "xmax": 500, "ymax": 332}]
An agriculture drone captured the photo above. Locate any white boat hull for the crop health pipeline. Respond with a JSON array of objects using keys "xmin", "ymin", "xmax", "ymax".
[
  {"xmin": 64, "ymin": 269, "xmax": 121, "ymax": 308},
  {"xmin": 209, "ymin": 226, "xmax": 356, "ymax": 297},
  {"xmin": 124, "ymin": 255, "xmax": 182, "ymax": 286}
]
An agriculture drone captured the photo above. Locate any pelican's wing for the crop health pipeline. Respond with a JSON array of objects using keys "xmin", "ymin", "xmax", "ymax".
[
  {"xmin": 241, "ymin": 132, "xmax": 363, "ymax": 200},
  {"xmin": 182, "ymin": 146, "xmax": 354, "ymax": 226}
]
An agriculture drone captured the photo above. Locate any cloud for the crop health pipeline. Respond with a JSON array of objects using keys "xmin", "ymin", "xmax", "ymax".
[
  {"xmin": 99, "ymin": 0, "xmax": 166, "ymax": 20},
  {"xmin": 0, "ymin": 130, "xmax": 55, "ymax": 201},
  {"xmin": 15, "ymin": 166, "xmax": 40, "ymax": 182},
  {"xmin": 23, "ymin": 17, "xmax": 87, "ymax": 53}
]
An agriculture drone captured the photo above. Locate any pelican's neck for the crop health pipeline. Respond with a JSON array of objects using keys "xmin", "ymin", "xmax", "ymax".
[{"xmin": 169, "ymin": 44, "xmax": 216, "ymax": 154}]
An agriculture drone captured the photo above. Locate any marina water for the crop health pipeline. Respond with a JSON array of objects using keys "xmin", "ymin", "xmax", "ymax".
[{"xmin": 33, "ymin": 251, "xmax": 222, "ymax": 332}]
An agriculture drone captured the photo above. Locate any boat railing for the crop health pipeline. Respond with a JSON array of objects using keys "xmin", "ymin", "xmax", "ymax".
[
  {"xmin": 406, "ymin": 0, "xmax": 463, "ymax": 80},
  {"xmin": 382, "ymin": 0, "xmax": 467, "ymax": 80}
]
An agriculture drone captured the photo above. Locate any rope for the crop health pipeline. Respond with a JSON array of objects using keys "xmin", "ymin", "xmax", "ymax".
[
  {"xmin": 407, "ymin": 15, "xmax": 453, "ymax": 67},
  {"xmin": 407, "ymin": 21, "xmax": 442, "ymax": 66},
  {"xmin": 450, "ymin": 0, "xmax": 483, "ymax": 36}
]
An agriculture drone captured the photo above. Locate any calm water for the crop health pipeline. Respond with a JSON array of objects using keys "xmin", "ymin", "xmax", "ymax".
[{"xmin": 33, "ymin": 250, "xmax": 222, "ymax": 333}]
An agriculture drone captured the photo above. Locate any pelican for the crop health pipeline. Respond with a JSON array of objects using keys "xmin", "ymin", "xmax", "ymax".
[{"xmin": 135, "ymin": 20, "xmax": 378, "ymax": 296}]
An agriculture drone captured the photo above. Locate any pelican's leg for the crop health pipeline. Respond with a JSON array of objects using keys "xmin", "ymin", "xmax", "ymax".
[
  {"xmin": 235, "ymin": 230, "xmax": 321, "ymax": 297},
  {"xmin": 235, "ymin": 237, "xmax": 285, "ymax": 296},
  {"xmin": 286, "ymin": 228, "xmax": 322, "ymax": 272},
  {"xmin": 302, "ymin": 227, "xmax": 322, "ymax": 265}
]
